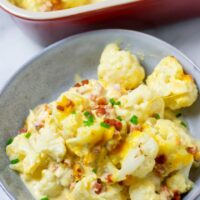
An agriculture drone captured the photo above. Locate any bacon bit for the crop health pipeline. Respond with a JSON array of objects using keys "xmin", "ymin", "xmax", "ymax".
[
  {"xmin": 93, "ymin": 180, "xmax": 103, "ymax": 194},
  {"xmin": 155, "ymin": 154, "xmax": 167, "ymax": 164},
  {"xmin": 186, "ymin": 146, "xmax": 198, "ymax": 155},
  {"xmin": 74, "ymin": 82, "xmax": 81, "ymax": 87},
  {"xmin": 65, "ymin": 99, "xmax": 74, "ymax": 107},
  {"xmin": 97, "ymin": 97, "xmax": 107, "ymax": 105},
  {"xmin": 18, "ymin": 127, "xmax": 27, "ymax": 134},
  {"xmin": 118, "ymin": 181, "xmax": 124, "ymax": 186},
  {"xmin": 56, "ymin": 105, "xmax": 65, "ymax": 111},
  {"xmin": 129, "ymin": 124, "xmax": 143, "ymax": 132},
  {"xmin": 172, "ymin": 191, "xmax": 181, "ymax": 200},
  {"xmin": 106, "ymin": 174, "xmax": 113, "ymax": 183},
  {"xmin": 104, "ymin": 118, "xmax": 122, "ymax": 131},
  {"xmin": 81, "ymin": 79, "xmax": 89, "ymax": 85},
  {"xmin": 35, "ymin": 123, "xmax": 44, "ymax": 131},
  {"xmin": 96, "ymin": 107, "xmax": 106, "ymax": 116}
]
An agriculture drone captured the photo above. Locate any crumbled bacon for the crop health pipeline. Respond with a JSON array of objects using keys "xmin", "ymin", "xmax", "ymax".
[
  {"xmin": 172, "ymin": 191, "xmax": 181, "ymax": 200},
  {"xmin": 18, "ymin": 127, "xmax": 27, "ymax": 134},
  {"xmin": 35, "ymin": 123, "xmax": 44, "ymax": 131},
  {"xmin": 155, "ymin": 154, "xmax": 167, "ymax": 164},
  {"xmin": 97, "ymin": 97, "xmax": 107, "ymax": 105},
  {"xmin": 104, "ymin": 118, "xmax": 122, "ymax": 131},
  {"xmin": 186, "ymin": 146, "xmax": 198, "ymax": 155},
  {"xmin": 74, "ymin": 82, "xmax": 81, "ymax": 87},
  {"xmin": 129, "ymin": 124, "xmax": 143, "ymax": 132},
  {"xmin": 96, "ymin": 107, "xmax": 106, "ymax": 116},
  {"xmin": 106, "ymin": 174, "xmax": 113, "ymax": 183},
  {"xmin": 93, "ymin": 179, "xmax": 103, "ymax": 194},
  {"xmin": 81, "ymin": 79, "xmax": 89, "ymax": 85},
  {"xmin": 74, "ymin": 80, "xmax": 89, "ymax": 87},
  {"xmin": 56, "ymin": 105, "xmax": 65, "ymax": 111}
]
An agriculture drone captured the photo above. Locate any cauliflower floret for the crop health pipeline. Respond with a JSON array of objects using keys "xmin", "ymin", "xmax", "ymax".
[
  {"xmin": 38, "ymin": 169, "xmax": 63, "ymax": 197},
  {"xmin": 129, "ymin": 179, "xmax": 160, "ymax": 200},
  {"xmin": 146, "ymin": 56, "xmax": 198, "ymax": 110},
  {"xmin": 66, "ymin": 122, "xmax": 115, "ymax": 157},
  {"xmin": 35, "ymin": 126, "xmax": 66, "ymax": 162},
  {"xmin": 71, "ymin": 174, "xmax": 124, "ymax": 200},
  {"xmin": 166, "ymin": 165, "xmax": 193, "ymax": 193},
  {"xmin": 61, "ymin": 111, "xmax": 83, "ymax": 139},
  {"xmin": 54, "ymin": 163, "xmax": 73, "ymax": 187},
  {"xmin": 70, "ymin": 79, "xmax": 105, "ymax": 104},
  {"xmin": 152, "ymin": 119, "xmax": 194, "ymax": 176},
  {"xmin": 114, "ymin": 131, "xmax": 158, "ymax": 181},
  {"xmin": 98, "ymin": 43, "xmax": 145, "ymax": 90},
  {"xmin": 6, "ymin": 134, "xmax": 46, "ymax": 175},
  {"xmin": 116, "ymin": 84, "xmax": 165, "ymax": 123}
]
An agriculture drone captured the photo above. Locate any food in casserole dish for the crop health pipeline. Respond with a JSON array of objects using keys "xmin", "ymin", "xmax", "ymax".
[
  {"xmin": 8, "ymin": 0, "xmax": 105, "ymax": 12},
  {"xmin": 6, "ymin": 43, "xmax": 200, "ymax": 200}
]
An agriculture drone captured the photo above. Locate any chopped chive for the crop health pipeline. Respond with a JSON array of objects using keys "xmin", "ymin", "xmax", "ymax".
[
  {"xmin": 117, "ymin": 116, "xmax": 122, "ymax": 121},
  {"xmin": 72, "ymin": 111, "xmax": 76, "ymax": 114},
  {"xmin": 130, "ymin": 115, "xmax": 138, "ymax": 125},
  {"xmin": 83, "ymin": 111, "xmax": 95, "ymax": 126},
  {"xmin": 153, "ymin": 113, "xmax": 160, "ymax": 119},
  {"xmin": 92, "ymin": 168, "xmax": 97, "ymax": 174},
  {"xmin": 181, "ymin": 121, "xmax": 187, "ymax": 128},
  {"xmin": 25, "ymin": 132, "xmax": 31, "ymax": 139},
  {"xmin": 10, "ymin": 159, "xmax": 20, "ymax": 165},
  {"xmin": 109, "ymin": 98, "xmax": 121, "ymax": 106},
  {"xmin": 83, "ymin": 120, "xmax": 94, "ymax": 126},
  {"xmin": 6, "ymin": 138, "xmax": 13, "ymax": 146},
  {"xmin": 100, "ymin": 122, "xmax": 110, "ymax": 129},
  {"xmin": 40, "ymin": 197, "xmax": 49, "ymax": 200},
  {"xmin": 176, "ymin": 113, "xmax": 182, "ymax": 118},
  {"xmin": 84, "ymin": 111, "xmax": 91, "ymax": 117}
]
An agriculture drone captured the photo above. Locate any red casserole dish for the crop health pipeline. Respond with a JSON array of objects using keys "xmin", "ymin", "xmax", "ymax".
[{"xmin": 1, "ymin": 0, "xmax": 200, "ymax": 46}]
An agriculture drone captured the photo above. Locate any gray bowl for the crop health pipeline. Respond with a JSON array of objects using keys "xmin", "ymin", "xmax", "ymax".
[{"xmin": 0, "ymin": 29, "xmax": 200, "ymax": 200}]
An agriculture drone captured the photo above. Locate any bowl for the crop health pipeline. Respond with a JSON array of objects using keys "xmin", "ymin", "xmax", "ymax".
[
  {"xmin": 0, "ymin": 29, "xmax": 200, "ymax": 200},
  {"xmin": 1, "ymin": 0, "xmax": 200, "ymax": 46}
]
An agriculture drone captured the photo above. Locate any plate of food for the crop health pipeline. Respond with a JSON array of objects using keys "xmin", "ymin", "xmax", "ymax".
[{"xmin": 0, "ymin": 29, "xmax": 200, "ymax": 200}]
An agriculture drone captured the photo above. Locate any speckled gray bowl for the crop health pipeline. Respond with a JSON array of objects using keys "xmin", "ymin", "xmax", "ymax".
[{"xmin": 0, "ymin": 29, "xmax": 200, "ymax": 200}]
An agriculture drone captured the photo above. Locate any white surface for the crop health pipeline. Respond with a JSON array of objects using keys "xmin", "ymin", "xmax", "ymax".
[{"xmin": 0, "ymin": 9, "xmax": 200, "ymax": 200}]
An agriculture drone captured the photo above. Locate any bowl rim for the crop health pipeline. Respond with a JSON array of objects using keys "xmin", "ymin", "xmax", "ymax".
[
  {"xmin": 0, "ymin": 0, "xmax": 140, "ymax": 20},
  {"xmin": 0, "ymin": 29, "xmax": 200, "ymax": 200}
]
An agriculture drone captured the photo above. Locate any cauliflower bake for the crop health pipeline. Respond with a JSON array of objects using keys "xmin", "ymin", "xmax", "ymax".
[{"xmin": 6, "ymin": 43, "xmax": 200, "ymax": 200}]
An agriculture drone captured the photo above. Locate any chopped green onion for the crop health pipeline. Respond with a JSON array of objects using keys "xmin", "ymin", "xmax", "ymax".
[
  {"xmin": 176, "ymin": 113, "xmax": 182, "ymax": 118},
  {"xmin": 181, "ymin": 121, "xmax": 187, "ymax": 128},
  {"xmin": 130, "ymin": 115, "xmax": 138, "ymax": 125},
  {"xmin": 100, "ymin": 122, "xmax": 110, "ymax": 129},
  {"xmin": 40, "ymin": 197, "xmax": 49, "ymax": 200},
  {"xmin": 109, "ymin": 98, "xmax": 121, "ymax": 106},
  {"xmin": 10, "ymin": 159, "xmax": 20, "ymax": 165},
  {"xmin": 25, "ymin": 132, "xmax": 31, "ymax": 139},
  {"xmin": 84, "ymin": 111, "xmax": 91, "ymax": 117},
  {"xmin": 6, "ymin": 138, "xmax": 13, "ymax": 146},
  {"xmin": 117, "ymin": 116, "xmax": 122, "ymax": 121},
  {"xmin": 83, "ymin": 111, "xmax": 94, "ymax": 126},
  {"xmin": 83, "ymin": 119, "xmax": 94, "ymax": 126},
  {"xmin": 92, "ymin": 168, "xmax": 97, "ymax": 174},
  {"xmin": 72, "ymin": 111, "xmax": 76, "ymax": 114},
  {"xmin": 153, "ymin": 113, "xmax": 160, "ymax": 119}
]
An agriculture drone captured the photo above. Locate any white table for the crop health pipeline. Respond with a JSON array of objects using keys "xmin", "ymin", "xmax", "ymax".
[{"xmin": 0, "ymin": 9, "xmax": 200, "ymax": 199}]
